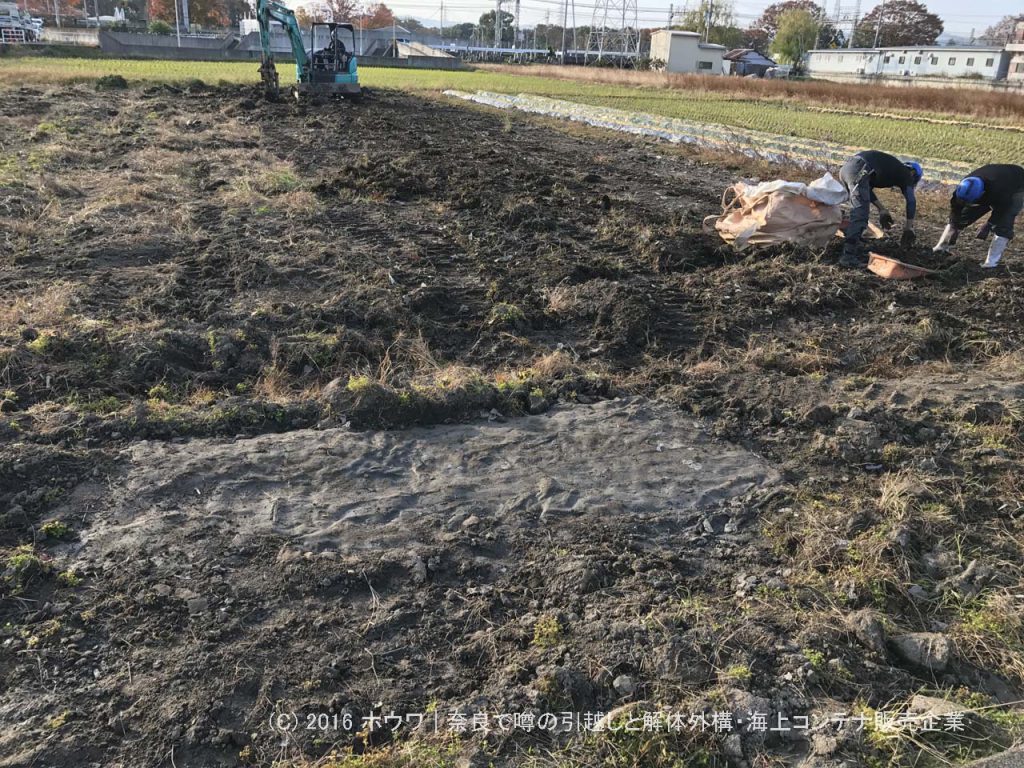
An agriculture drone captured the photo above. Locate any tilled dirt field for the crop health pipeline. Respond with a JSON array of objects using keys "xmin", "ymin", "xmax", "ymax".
[{"xmin": 1, "ymin": 82, "xmax": 1023, "ymax": 767}]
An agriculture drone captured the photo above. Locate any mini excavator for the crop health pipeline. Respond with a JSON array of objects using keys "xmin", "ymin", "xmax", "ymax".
[{"xmin": 256, "ymin": 0, "xmax": 361, "ymax": 99}]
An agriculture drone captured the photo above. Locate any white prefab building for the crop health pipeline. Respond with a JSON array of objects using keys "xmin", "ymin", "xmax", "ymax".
[
  {"xmin": 1010, "ymin": 44, "xmax": 1024, "ymax": 82},
  {"xmin": 650, "ymin": 30, "xmax": 727, "ymax": 75},
  {"xmin": 806, "ymin": 46, "xmax": 1011, "ymax": 81}
]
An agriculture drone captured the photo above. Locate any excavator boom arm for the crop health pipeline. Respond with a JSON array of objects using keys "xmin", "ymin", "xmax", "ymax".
[{"xmin": 256, "ymin": 0, "xmax": 309, "ymax": 91}]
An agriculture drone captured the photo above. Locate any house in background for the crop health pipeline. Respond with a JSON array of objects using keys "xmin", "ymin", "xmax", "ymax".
[
  {"xmin": 1007, "ymin": 21, "xmax": 1024, "ymax": 82},
  {"xmin": 805, "ymin": 45, "xmax": 1012, "ymax": 82},
  {"xmin": 724, "ymin": 48, "xmax": 776, "ymax": 76},
  {"xmin": 650, "ymin": 29, "xmax": 727, "ymax": 75}
]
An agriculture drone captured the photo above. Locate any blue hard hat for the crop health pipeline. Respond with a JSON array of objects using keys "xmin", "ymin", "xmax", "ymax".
[
  {"xmin": 955, "ymin": 176, "xmax": 985, "ymax": 203},
  {"xmin": 905, "ymin": 161, "xmax": 923, "ymax": 184}
]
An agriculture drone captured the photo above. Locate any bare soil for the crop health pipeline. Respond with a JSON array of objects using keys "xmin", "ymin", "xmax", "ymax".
[{"xmin": 1, "ymin": 83, "xmax": 1023, "ymax": 768}]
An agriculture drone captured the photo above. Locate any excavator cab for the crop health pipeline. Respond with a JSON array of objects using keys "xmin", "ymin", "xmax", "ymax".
[{"xmin": 306, "ymin": 22, "xmax": 360, "ymax": 97}]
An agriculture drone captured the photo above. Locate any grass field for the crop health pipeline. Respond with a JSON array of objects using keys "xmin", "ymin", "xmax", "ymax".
[{"xmin": 2, "ymin": 54, "xmax": 1022, "ymax": 167}]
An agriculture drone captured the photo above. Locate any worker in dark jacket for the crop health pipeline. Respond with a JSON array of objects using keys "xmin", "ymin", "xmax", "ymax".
[
  {"xmin": 933, "ymin": 164, "xmax": 1024, "ymax": 268},
  {"xmin": 839, "ymin": 150, "xmax": 923, "ymax": 267}
]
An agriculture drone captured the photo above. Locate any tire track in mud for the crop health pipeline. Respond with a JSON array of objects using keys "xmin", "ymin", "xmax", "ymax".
[{"xmin": 649, "ymin": 284, "xmax": 695, "ymax": 354}]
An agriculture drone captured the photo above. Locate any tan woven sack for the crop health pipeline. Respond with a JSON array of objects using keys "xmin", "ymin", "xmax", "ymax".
[{"xmin": 705, "ymin": 182, "xmax": 844, "ymax": 251}]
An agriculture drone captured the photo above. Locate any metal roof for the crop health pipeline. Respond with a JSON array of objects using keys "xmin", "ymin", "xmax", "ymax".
[
  {"xmin": 808, "ymin": 45, "xmax": 1005, "ymax": 54},
  {"xmin": 724, "ymin": 48, "xmax": 776, "ymax": 65}
]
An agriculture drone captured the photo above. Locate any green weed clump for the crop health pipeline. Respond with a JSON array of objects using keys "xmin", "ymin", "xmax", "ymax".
[
  {"xmin": 532, "ymin": 615, "xmax": 562, "ymax": 647},
  {"xmin": 486, "ymin": 302, "xmax": 526, "ymax": 328},
  {"xmin": 3, "ymin": 545, "xmax": 50, "ymax": 590},
  {"xmin": 56, "ymin": 570, "xmax": 82, "ymax": 587},
  {"xmin": 40, "ymin": 521, "xmax": 71, "ymax": 539}
]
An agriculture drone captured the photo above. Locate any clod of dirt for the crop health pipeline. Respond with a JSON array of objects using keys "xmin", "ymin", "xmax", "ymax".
[
  {"xmin": 612, "ymin": 674, "xmax": 635, "ymax": 696},
  {"xmin": 802, "ymin": 403, "xmax": 835, "ymax": 425},
  {"xmin": 909, "ymin": 694, "xmax": 963, "ymax": 718},
  {"xmin": 846, "ymin": 609, "xmax": 887, "ymax": 655},
  {"xmin": 959, "ymin": 401, "xmax": 1010, "ymax": 425},
  {"xmin": 95, "ymin": 74, "xmax": 128, "ymax": 91},
  {"xmin": 891, "ymin": 632, "xmax": 952, "ymax": 672}
]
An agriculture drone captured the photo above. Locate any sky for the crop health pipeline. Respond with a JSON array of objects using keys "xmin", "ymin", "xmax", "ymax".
[{"xmin": 367, "ymin": 0, "xmax": 1020, "ymax": 41}]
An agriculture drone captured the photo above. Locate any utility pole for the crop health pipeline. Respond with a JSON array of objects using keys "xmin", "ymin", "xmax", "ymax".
[
  {"xmin": 871, "ymin": 0, "xmax": 884, "ymax": 47},
  {"xmin": 667, "ymin": 3, "xmax": 673, "ymax": 28},
  {"xmin": 514, "ymin": 0, "xmax": 520, "ymax": 47},
  {"xmin": 494, "ymin": 0, "xmax": 502, "ymax": 48},
  {"xmin": 561, "ymin": 0, "xmax": 568, "ymax": 59},
  {"xmin": 439, "ymin": 0, "xmax": 444, "ymax": 42},
  {"xmin": 173, "ymin": 0, "xmax": 181, "ymax": 46},
  {"xmin": 704, "ymin": 0, "xmax": 713, "ymax": 43}
]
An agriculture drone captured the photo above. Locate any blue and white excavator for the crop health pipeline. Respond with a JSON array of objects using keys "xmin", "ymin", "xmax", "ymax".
[{"xmin": 256, "ymin": 0, "xmax": 361, "ymax": 99}]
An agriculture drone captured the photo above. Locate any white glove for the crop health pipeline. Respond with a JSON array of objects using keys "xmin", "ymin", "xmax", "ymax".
[{"xmin": 933, "ymin": 224, "xmax": 957, "ymax": 253}]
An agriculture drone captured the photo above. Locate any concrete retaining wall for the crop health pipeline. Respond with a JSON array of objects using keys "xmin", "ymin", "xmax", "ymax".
[
  {"xmin": 39, "ymin": 28, "xmax": 100, "ymax": 45},
  {"xmin": 99, "ymin": 30, "xmax": 240, "ymax": 59},
  {"xmin": 96, "ymin": 30, "xmax": 464, "ymax": 68},
  {"xmin": 808, "ymin": 71, "xmax": 1024, "ymax": 93},
  {"xmin": 359, "ymin": 54, "xmax": 463, "ymax": 69}
]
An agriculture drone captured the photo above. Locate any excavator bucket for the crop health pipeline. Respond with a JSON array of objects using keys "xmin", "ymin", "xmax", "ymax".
[{"xmin": 259, "ymin": 57, "xmax": 280, "ymax": 99}]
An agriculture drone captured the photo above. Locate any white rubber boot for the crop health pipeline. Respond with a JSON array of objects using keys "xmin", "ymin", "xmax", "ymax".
[
  {"xmin": 982, "ymin": 236, "xmax": 1009, "ymax": 268},
  {"xmin": 933, "ymin": 224, "xmax": 957, "ymax": 253}
]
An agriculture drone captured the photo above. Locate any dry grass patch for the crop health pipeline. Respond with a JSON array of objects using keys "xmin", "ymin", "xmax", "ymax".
[
  {"xmin": 530, "ymin": 350, "xmax": 576, "ymax": 378},
  {"xmin": 952, "ymin": 589, "xmax": 1024, "ymax": 685},
  {"xmin": 683, "ymin": 359, "xmax": 728, "ymax": 381},
  {"xmin": 543, "ymin": 285, "xmax": 579, "ymax": 316},
  {"xmin": 483, "ymin": 63, "xmax": 1024, "ymax": 122},
  {"xmin": 65, "ymin": 177, "xmax": 171, "ymax": 226},
  {"xmin": 125, "ymin": 146, "xmax": 193, "ymax": 177},
  {"xmin": 0, "ymin": 284, "xmax": 76, "ymax": 334},
  {"xmin": 742, "ymin": 334, "xmax": 839, "ymax": 375},
  {"xmin": 217, "ymin": 154, "xmax": 320, "ymax": 216},
  {"xmin": 252, "ymin": 369, "xmax": 322, "ymax": 404}
]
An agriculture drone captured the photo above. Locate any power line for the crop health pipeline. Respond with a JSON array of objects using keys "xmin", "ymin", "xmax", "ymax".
[
  {"xmin": 377, "ymin": 0, "xmax": 1012, "ymax": 33},
  {"xmin": 383, "ymin": 0, "xmax": 1010, "ymax": 21}
]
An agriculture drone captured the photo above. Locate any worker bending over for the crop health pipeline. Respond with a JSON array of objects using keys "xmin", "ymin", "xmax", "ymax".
[
  {"xmin": 839, "ymin": 150, "xmax": 923, "ymax": 268},
  {"xmin": 934, "ymin": 164, "xmax": 1024, "ymax": 269}
]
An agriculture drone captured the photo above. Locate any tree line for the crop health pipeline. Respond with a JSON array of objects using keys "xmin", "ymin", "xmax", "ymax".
[{"xmin": 28, "ymin": 0, "xmax": 1020, "ymax": 57}]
